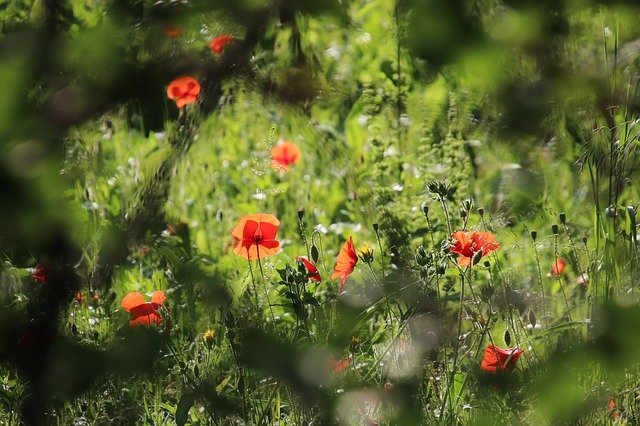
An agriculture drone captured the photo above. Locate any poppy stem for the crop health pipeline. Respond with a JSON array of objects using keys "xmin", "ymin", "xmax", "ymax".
[
  {"xmin": 440, "ymin": 266, "xmax": 466, "ymax": 420},
  {"xmin": 256, "ymin": 250, "xmax": 277, "ymax": 327},
  {"xmin": 247, "ymin": 258, "xmax": 260, "ymax": 308},
  {"xmin": 554, "ymin": 234, "xmax": 573, "ymax": 322}
]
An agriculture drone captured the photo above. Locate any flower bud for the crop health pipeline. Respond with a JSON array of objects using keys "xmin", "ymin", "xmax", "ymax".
[
  {"xmin": 471, "ymin": 250, "xmax": 483, "ymax": 266},
  {"xmin": 459, "ymin": 209, "xmax": 467, "ymax": 219},
  {"xmin": 297, "ymin": 209, "xmax": 304, "ymax": 221},
  {"xmin": 477, "ymin": 207, "xmax": 484, "ymax": 218},
  {"xmin": 581, "ymin": 235, "xmax": 587, "ymax": 245},
  {"xmin": 311, "ymin": 245, "xmax": 319, "ymax": 263},
  {"xmin": 357, "ymin": 245, "xmax": 374, "ymax": 264},
  {"xmin": 531, "ymin": 230, "xmax": 537, "ymax": 241},
  {"xmin": 605, "ymin": 206, "xmax": 616, "ymax": 218},
  {"xmin": 552, "ymin": 224, "xmax": 559, "ymax": 235},
  {"xmin": 203, "ymin": 329, "xmax": 216, "ymax": 349},
  {"xmin": 559, "ymin": 213, "xmax": 566, "ymax": 224},
  {"xmin": 372, "ymin": 223, "xmax": 379, "ymax": 233},
  {"xmin": 421, "ymin": 203, "xmax": 429, "ymax": 218}
]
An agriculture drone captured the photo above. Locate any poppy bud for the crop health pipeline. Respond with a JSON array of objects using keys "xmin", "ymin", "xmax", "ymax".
[
  {"xmin": 72, "ymin": 324, "xmax": 78, "ymax": 336},
  {"xmin": 459, "ymin": 209, "xmax": 467, "ymax": 219},
  {"xmin": 311, "ymin": 245, "xmax": 319, "ymax": 263},
  {"xmin": 462, "ymin": 198, "xmax": 473, "ymax": 211},
  {"xmin": 605, "ymin": 206, "xmax": 617, "ymax": 218},
  {"xmin": 194, "ymin": 364, "xmax": 200, "ymax": 378},
  {"xmin": 504, "ymin": 329, "xmax": 511, "ymax": 346},
  {"xmin": 581, "ymin": 235, "xmax": 588, "ymax": 245},
  {"xmin": 529, "ymin": 311, "xmax": 536, "ymax": 327},
  {"xmin": 372, "ymin": 223, "xmax": 379, "ymax": 233},
  {"xmin": 480, "ymin": 284, "xmax": 494, "ymax": 300},
  {"xmin": 552, "ymin": 224, "xmax": 559, "ymax": 235},
  {"xmin": 421, "ymin": 203, "xmax": 429, "ymax": 218},
  {"xmin": 559, "ymin": 213, "xmax": 566, "ymax": 224},
  {"xmin": 483, "ymin": 261, "xmax": 491, "ymax": 268},
  {"xmin": 471, "ymin": 250, "xmax": 483, "ymax": 266},
  {"xmin": 297, "ymin": 209, "xmax": 305, "ymax": 221},
  {"xmin": 477, "ymin": 207, "xmax": 484, "ymax": 218},
  {"xmin": 531, "ymin": 231, "xmax": 537, "ymax": 241}
]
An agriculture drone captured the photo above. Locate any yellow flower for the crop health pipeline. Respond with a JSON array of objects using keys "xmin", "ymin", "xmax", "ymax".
[
  {"xmin": 203, "ymin": 329, "xmax": 216, "ymax": 349},
  {"xmin": 357, "ymin": 245, "xmax": 374, "ymax": 264}
]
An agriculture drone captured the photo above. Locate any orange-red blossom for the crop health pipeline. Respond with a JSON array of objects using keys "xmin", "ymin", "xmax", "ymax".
[
  {"xmin": 121, "ymin": 291, "xmax": 168, "ymax": 328},
  {"xmin": 450, "ymin": 230, "xmax": 500, "ymax": 267},
  {"xmin": 331, "ymin": 236, "xmax": 358, "ymax": 292},
  {"xmin": 232, "ymin": 214, "xmax": 281, "ymax": 260}
]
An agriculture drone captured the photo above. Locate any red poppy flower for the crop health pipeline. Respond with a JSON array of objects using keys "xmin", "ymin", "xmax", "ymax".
[
  {"xmin": 270, "ymin": 141, "xmax": 301, "ymax": 172},
  {"xmin": 295, "ymin": 256, "xmax": 321, "ymax": 282},
  {"xmin": 450, "ymin": 231, "xmax": 500, "ymax": 267},
  {"xmin": 608, "ymin": 398, "xmax": 621, "ymax": 420},
  {"xmin": 551, "ymin": 258, "xmax": 566, "ymax": 276},
  {"xmin": 74, "ymin": 291, "xmax": 86, "ymax": 304},
  {"xmin": 209, "ymin": 34, "xmax": 234, "ymax": 54},
  {"xmin": 331, "ymin": 236, "xmax": 358, "ymax": 292},
  {"xmin": 480, "ymin": 344, "xmax": 524, "ymax": 373},
  {"xmin": 329, "ymin": 355, "xmax": 350, "ymax": 373},
  {"xmin": 232, "ymin": 214, "xmax": 281, "ymax": 260},
  {"xmin": 164, "ymin": 26, "xmax": 182, "ymax": 37},
  {"xmin": 32, "ymin": 264, "xmax": 48, "ymax": 282},
  {"xmin": 121, "ymin": 291, "xmax": 167, "ymax": 328},
  {"xmin": 166, "ymin": 76, "xmax": 201, "ymax": 109}
]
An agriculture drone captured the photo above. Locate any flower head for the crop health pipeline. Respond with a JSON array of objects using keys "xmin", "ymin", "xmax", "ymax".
[
  {"xmin": 121, "ymin": 291, "xmax": 168, "ymax": 328},
  {"xmin": 608, "ymin": 398, "xmax": 621, "ymax": 420},
  {"xmin": 164, "ymin": 25, "xmax": 182, "ymax": 37},
  {"xmin": 232, "ymin": 214, "xmax": 281, "ymax": 260},
  {"xmin": 357, "ymin": 245, "xmax": 374, "ymax": 264},
  {"xmin": 74, "ymin": 291, "xmax": 86, "ymax": 304},
  {"xmin": 295, "ymin": 256, "xmax": 321, "ymax": 282},
  {"xmin": 203, "ymin": 329, "xmax": 216, "ymax": 349},
  {"xmin": 32, "ymin": 264, "xmax": 48, "ymax": 282},
  {"xmin": 480, "ymin": 344, "xmax": 524, "ymax": 373},
  {"xmin": 331, "ymin": 236, "xmax": 358, "ymax": 292},
  {"xmin": 166, "ymin": 76, "xmax": 201, "ymax": 109},
  {"xmin": 551, "ymin": 258, "xmax": 566, "ymax": 276},
  {"xmin": 209, "ymin": 34, "xmax": 234, "ymax": 54},
  {"xmin": 329, "ymin": 355, "xmax": 350, "ymax": 373},
  {"xmin": 271, "ymin": 141, "xmax": 301, "ymax": 172},
  {"xmin": 450, "ymin": 231, "xmax": 500, "ymax": 267}
]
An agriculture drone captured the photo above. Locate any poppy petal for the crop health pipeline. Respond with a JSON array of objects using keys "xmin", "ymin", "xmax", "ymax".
[
  {"xmin": 151, "ymin": 291, "xmax": 166, "ymax": 305},
  {"xmin": 121, "ymin": 292, "xmax": 145, "ymax": 312}
]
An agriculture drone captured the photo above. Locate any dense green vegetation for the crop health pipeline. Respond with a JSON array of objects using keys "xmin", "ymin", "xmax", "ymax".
[{"xmin": 2, "ymin": 0, "xmax": 640, "ymax": 424}]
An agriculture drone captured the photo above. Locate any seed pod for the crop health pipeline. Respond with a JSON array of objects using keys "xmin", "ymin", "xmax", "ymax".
[{"xmin": 471, "ymin": 250, "xmax": 483, "ymax": 266}]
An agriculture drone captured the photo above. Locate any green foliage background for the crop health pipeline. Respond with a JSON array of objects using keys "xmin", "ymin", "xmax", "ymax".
[{"xmin": 2, "ymin": 0, "xmax": 640, "ymax": 424}]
